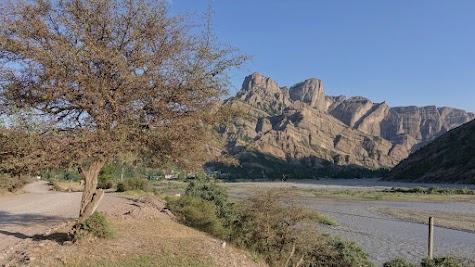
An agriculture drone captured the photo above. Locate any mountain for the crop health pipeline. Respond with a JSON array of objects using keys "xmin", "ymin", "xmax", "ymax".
[
  {"xmin": 213, "ymin": 72, "xmax": 474, "ymax": 178},
  {"xmin": 384, "ymin": 119, "xmax": 475, "ymax": 184}
]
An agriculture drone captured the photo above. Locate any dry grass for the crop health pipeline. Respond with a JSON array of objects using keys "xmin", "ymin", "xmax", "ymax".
[
  {"xmin": 371, "ymin": 207, "xmax": 475, "ymax": 233},
  {"xmin": 152, "ymin": 180, "xmax": 188, "ymax": 196},
  {"xmin": 54, "ymin": 181, "xmax": 84, "ymax": 192},
  {"xmin": 224, "ymin": 182, "xmax": 475, "ymax": 203},
  {"xmin": 306, "ymin": 189, "xmax": 475, "ymax": 203},
  {"xmin": 23, "ymin": 214, "xmax": 264, "ymax": 267}
]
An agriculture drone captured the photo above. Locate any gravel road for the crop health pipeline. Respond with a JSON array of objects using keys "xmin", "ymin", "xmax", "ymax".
[{"xmin": 226, "ymin": 179, "xmax": 475, "ymax": 266}]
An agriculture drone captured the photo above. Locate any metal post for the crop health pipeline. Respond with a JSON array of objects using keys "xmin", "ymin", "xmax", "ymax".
[{"xmin": 428, "ymin": 217, "xmax": 434, "ymax": 259}]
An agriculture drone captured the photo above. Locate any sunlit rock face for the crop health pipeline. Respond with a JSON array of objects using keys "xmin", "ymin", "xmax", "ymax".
[{"xmin": 221, "ymin": 73, "xmax": 474, "ymax": 170}]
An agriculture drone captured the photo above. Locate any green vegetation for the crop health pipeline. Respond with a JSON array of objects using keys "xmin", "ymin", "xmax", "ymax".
[
  {"xmin": 384, "ymin": 256, "xmax": 473, "ymax": 267},
  {"xmin": 48, "ymin": 179, "xmax": 63, "ymax": 192},
  {"xmin": 384, "ymin": 257, "xmax": 418, "ymax": 267},
  {"xmin": 421, "ymin": 257, "xmax": 463, "ymax": 267},
  {"xmin": 206, "ymin": 150, "xmax": 389, "ymax": 180},
  {"xmin": 383, "ymin": 187, "xmax": 475, "ymax": 195},
  {"xmin": 166, "ymin": 177, "xmax": 235, "ymax": 239},
  {"xmin": 73, "ymin": 212, "xmax": 115, "ymax": 240},
  {"xmin": 305, "ymin": 188, "xmax": 475, "ymax": 203},
  {"xmin": 166, "ymin": 195, "xmax": 229, "ymax": 239},
  {"xmin": 116, "ymin": 178, "xmax": 153, "ymax": 193},
  {"xmin": 0, "ymin": 174, "xmax": 31, "ymax": 193},
  {"xmin": 385, "ymin": 120, "xmax": 475, "ymax": 184},
  {"xmin": 167, "ymin": 178, "xmax": 371, "ymax": 267},
  {"xmin": 184, "ymin": 178, "xmax": 235, "ymax": 223}
]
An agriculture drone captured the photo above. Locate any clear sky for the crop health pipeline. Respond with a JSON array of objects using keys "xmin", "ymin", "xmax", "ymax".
[{"xmin": 170, "ymin": 0, "xmax": 475, "ymax": 112}]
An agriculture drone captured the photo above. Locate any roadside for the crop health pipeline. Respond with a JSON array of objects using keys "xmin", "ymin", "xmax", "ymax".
[{"xmin": 0, "ymin": 182, "xmax": 263, "ymax": 267}]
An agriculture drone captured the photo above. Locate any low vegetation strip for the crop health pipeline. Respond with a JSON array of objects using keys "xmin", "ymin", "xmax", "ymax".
[
  {"xmin": 167, "ymin": 178, "xmax": 374, "ymax": 267},
  {"xmin": 305, "ymin": 189, "xmax": 475, "ymax": 203},
  {"xmin": 382, "ymin": 187, "xmax": 475, "ymax": 195},
  {"xmin": 371, "ymin": 207, "xmax": 475, "ymax": 233}
]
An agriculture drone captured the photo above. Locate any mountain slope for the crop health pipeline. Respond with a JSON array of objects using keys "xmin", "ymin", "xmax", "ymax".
[
  {"xmin": 215, "ymin": 72, "xmax": 473, "ymax": 178},
  {"xmin": 384, "ymin": 119, "xmax": 475, "ymax": 184}
]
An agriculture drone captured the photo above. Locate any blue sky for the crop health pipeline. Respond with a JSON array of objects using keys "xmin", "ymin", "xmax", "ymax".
[{"xmin": 170, "ymin": 1, "xmax": 475, "ymax": 112}]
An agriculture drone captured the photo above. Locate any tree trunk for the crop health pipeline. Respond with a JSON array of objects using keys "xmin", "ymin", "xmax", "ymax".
[{"xmin": 78, "ymin": 160, "xmax": 105, "ymax": 222}]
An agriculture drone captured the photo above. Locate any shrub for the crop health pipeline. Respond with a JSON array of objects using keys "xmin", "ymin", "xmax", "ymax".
[
  {"xmin": 329, "ymin": 238, "xmax": 375, "ymax": 267},
  {"xmin": 185, "ymin": 177, "xmax": 235, "ymax": 224},
  {"xmin": 73, "ymin": 212, "xmax": 115, "ymax": 240},
  {"xmin": 421, "ymin": 257, "xmax": 462, "ymax": 267},
  {"xmin": 116, "ymin": 178, "xmax": 152, "ymax": 192},
  {"xmin": 97, "ymin": 164, "xmax": 116, "ymax": 189},
  {"xmin": 97, "ymin": 179, "xmax": 115, "ymax": 189},
  {"xmin": 384, "ymin": 257, "xmax": 417, "ymax": 267},
  {"xmin": 166, "ymin": 195, "xmax": 228, "ymax": 239},
  {"xmin": 233, "ymin": 190, "xmax": 360, "ymax": 267},
  {"xmin": 0, "ymin": 174, "xmax": 31, "ymax": 192},
  {"xmin": 48, "ymin": 179, "xmax": 63, "ymax": 191},
  {"xmin": 303, "ymin": 236, "xmax": 374, "ymax": 267}
]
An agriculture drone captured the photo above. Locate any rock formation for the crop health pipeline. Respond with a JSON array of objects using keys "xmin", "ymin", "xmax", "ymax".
[
  {"xmin": 384, "ymin": 119, "xmax": 475, "ymax": 184},
  {"xmin": 217, "ymin": 72, "xmax": 474, "ymax": 176}
]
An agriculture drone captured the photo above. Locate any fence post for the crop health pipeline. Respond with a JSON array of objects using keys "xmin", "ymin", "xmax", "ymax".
[{"xmin": 428, "ymin": 217, "xmax": 434, "ymax": 259}]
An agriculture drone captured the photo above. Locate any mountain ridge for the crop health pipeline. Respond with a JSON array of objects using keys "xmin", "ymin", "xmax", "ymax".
[
  {"xmin": 384, "ymin": 119, "xmax": 475, "ymax": 184},
  {"xmin": 216, "ymin": 72, "xmax": 474, "ymax": 177}
]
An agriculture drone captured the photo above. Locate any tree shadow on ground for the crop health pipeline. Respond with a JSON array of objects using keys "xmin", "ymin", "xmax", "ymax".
[
  {"xmin": 0, "ymin": 229, "xmax": 71, "ymax": 244},
  {"xmin": 0, "ymin": 211, "xmax": 73, "ymax": 244}
]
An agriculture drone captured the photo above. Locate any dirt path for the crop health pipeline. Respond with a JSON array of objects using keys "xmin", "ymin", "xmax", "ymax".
[{"xmin": 0, "ymin": 181, "xmax": 131, "ymax": 263}]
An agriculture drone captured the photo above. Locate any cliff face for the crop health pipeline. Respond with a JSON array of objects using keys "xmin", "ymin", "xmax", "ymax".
[
  {"xmin": 384, "ymin": 119, "xmax": 475, "ymax": 184},
  {"xmin": 326, "ymin": 98, "xmax": 475, "ymax": 151},
  {"xmin": 220, "ymin": 72, "xmax": 474, "ymax": 173}
]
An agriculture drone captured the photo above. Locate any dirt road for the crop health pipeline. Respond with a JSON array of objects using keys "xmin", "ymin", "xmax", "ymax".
[
  {"xmin": 0, "ymin": 182, "xmax": 81, "ymax": 256},
  {"xmin": 0, "ymin": 181, "xmax": 129, "ymax": 263}
]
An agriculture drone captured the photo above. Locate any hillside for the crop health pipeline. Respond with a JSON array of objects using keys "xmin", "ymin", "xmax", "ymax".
[
  {"xmin": 211, "ymin": 72, "xmax": 474, "ymax": 178},
  {"xmin": 2, "ymin": 193, "xmax": 265, "ymax": 267},
  {"xmin": 384, "ymin": 119, "xmax": 475, "ymax": 184}
]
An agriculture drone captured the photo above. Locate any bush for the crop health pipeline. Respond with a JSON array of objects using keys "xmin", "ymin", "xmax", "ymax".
[
  {"xmin": 328, "ymin": 238, "xmax": 375, "ymax": 267},
  {"xmin": 73, "ymin": 212, "xmax": 115, "ymax": 240},
  {"xmin": 0, "ymin": 174, "xmax": 30, "ymax": 192},
  {"xmin": 384, "ymin": 257, "xmax": 417, "ymax": 267},
  {"xmin": 185, "ymin": 177, "xmax": 235, "ymax": 224},
  {"xmin": 421, "ymin": 257, "xmax": 462, "ymax": 267},
  {"xmin": 98, "ymin": 179, "xmax": 115, "ymax": 189},
  {"xmin": 303, "ymin": 236, "xmax": 374, "ymax": 267},
  {"xmin": 116, "ymin": 178, "xmax": 152, "ymax": 192},
  {"xmin": 97, "ymin": 164, "xmax": 116, "ymax": 189},
  {"xmin": 48, "ymin": 179, "xmax": 63, "ymax": 191},
  {"xmin": 232, "ymin": 190, "xmax": 370, "ymax": 267},
  {"xmin": 166, "ymin": 195, "xmax": 228, "ymax": 239}
]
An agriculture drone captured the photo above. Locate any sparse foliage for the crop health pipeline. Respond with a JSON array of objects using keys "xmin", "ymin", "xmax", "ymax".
[
  {"xmin": 73, "ymin": 211, "xmax": 115, "ymax": 240},
  {"xmin": 0, "ymin": 0, "xmax": 246, "ymax": 221}
]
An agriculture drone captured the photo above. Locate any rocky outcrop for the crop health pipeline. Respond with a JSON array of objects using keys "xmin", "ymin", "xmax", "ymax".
[
  {"xmin": 385, "ymin": 119, "xmax": 475, "ymax": 184},
  {"xmin": 220, "ymin": 73, "xmax": 474, "ymax": 174},
  {"xmin": 236, "ymin": 72, "xmax": 291, "ymax": 115},
  {"xmin": 326, "ymin": 98, "xmax": 474, "ymax": 151},
  {"xmin": 288, "ymin": 79, "xmax": 326, "ymax": 110}
]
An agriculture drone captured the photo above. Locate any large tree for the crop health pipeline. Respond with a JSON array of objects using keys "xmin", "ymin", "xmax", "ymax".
[{"xmin": 0, "ymin": 0, "xmax": 246, "ymax": 221}]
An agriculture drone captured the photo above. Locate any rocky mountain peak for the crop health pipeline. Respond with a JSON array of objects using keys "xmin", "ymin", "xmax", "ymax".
[
  {"xmin": 236, "ymin": 72, "xmax": 291, "ymax": 115},
  {"xmin": 240, "ymin": 72, "xmax": 279, "ymax": 92},
  {"xmin": 288, "ymin": 78, "xmax": 326, "ymax": 110}
]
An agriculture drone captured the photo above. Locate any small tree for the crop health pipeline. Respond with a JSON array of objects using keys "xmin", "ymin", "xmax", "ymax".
[{"xmin": 0, "ymin": 0, "xmax": 246, "ymax": 221}]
